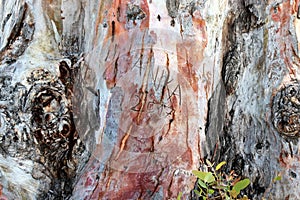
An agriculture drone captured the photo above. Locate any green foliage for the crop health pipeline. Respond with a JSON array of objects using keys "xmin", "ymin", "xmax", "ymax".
[
  {"xmin": 191, "ymin": 160, "xmax": 250, "ymax": 200},
  {"xmin": 216, "ymin": 161, "xmax": 226, "ymax": 171},
  {"xmin": 274, "ymin": 175, "xmax": 281, "ymax": 181},
  {"xmin": 231, "ymin": 179, "xmax": 251, "ymax": 198},
  {"xmin": 177, "ymin": 192, "xmax": 182, "ymax": 200},
  {"xmin": 232, "ymin": 179, "xmax": 250, "ymax": 192}
]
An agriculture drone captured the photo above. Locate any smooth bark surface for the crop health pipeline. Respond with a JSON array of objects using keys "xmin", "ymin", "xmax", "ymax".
[{"xmin": 0, "ymin": 0, "xmax": 300, "ymax": 199}]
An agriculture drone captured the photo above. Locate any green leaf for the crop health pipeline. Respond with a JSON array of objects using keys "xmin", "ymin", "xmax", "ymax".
[
  {"xmin": 192, "ymin": 170, "xmax": 208, "ymax": 181},
  {"xmin": 177, "ymin": 192, "xmax": 182, "ymax": 200},
  {"xmin": 204, "ymin": 172, "xmax": 215, "ymax": 183},
  {"xmin": 216, "ymin": 161, "xmax": 226, "ymax": 171},
  {"xmin": 198, "ymin": 179, "xmax": 207, "ymax": 189},
  {"xmin": 232, "ymin": 178, "xmax": 250, "ymax": 193},
  {"xmin": 274, "ymin": 176, "xmax": 281, "ymax": 181},
  {"xmin": 208, "ymin": 189, "xmax": 215, "ymax": 195},
  {"xmin": 193, "ymin": 189, "xmax": 201, "ymax": 196}
]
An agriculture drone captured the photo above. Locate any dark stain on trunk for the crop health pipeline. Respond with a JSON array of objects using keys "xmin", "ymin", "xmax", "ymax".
[{"xmin": 166, "ymin": 0, "xmax": 180, "ymax": 18}]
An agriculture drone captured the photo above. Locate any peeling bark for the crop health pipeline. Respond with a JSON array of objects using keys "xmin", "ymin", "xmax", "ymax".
[{"xmin": 1, "ymin": 0, "xmax": 300, "ymax": 199}]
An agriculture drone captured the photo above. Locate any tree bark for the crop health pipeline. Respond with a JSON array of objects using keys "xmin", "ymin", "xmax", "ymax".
[{"xmin": 0, "ymin": 0, "xmax": 300, "ymax": 199}]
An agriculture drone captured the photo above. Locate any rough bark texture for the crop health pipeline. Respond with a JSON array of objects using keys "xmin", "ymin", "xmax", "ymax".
[{"xmin": 0, "ymin": 0, "xmax": 300, "ymax": 199}]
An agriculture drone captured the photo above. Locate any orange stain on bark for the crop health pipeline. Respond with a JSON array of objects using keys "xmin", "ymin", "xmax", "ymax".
[
  {"xmin": 139, "ymin": 0, "xmax": 150, "ymax": 29},
  {"xmin": 192, "ymin": 10, "xmax": 208, "ymax": 41},
  {"xmin": 176, "ymin": 17, "xmax": 207, "ymax": 92},
  {"xmin": 89, "ymin": 1, "xmax": 202, "ymax": 199},
  {"xmin": 270, "ymin": 0, "xmax": 299, "ymax": 76},
  {"xmin": 101, "ymin": 0, "xmax": 150, "ymax": 88},
  {"xmin": 94, "ymin": 0, "xmax": 150, "ymax": 46}
]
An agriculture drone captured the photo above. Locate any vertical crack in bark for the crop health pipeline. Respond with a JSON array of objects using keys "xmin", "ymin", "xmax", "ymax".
[{"xmin": 150, "ymin": 167, "xmax": 164, "ymax": 197}]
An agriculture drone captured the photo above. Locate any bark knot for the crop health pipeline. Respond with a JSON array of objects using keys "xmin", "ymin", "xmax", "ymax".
[{"xmin": 272, "ymin": 83, "xmax": 300, "ymax": 137}]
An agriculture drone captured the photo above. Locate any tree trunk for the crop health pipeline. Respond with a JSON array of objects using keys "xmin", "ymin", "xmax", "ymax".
[{"xmin": 0, "ymin": 0, "xmax": 299, "ymax": 199}]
